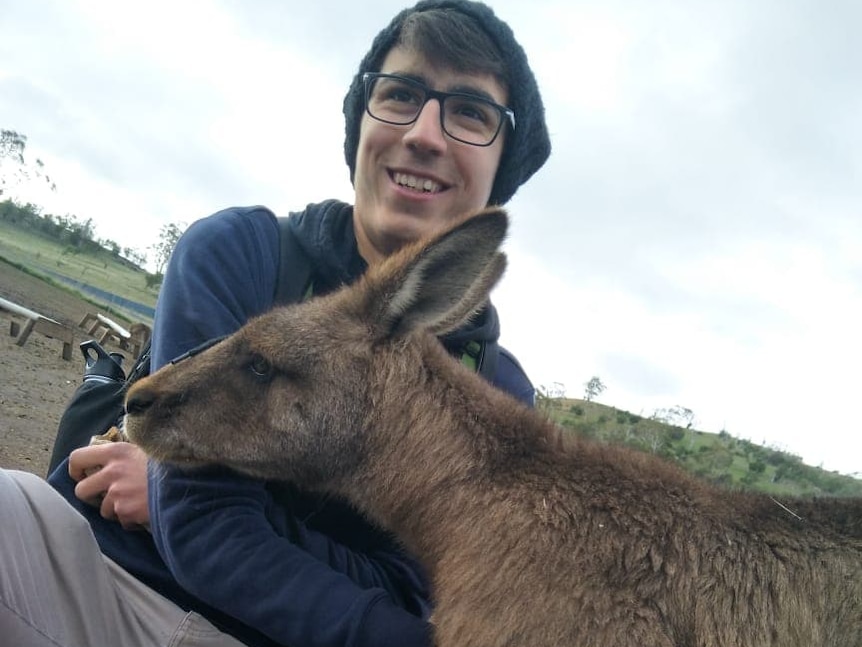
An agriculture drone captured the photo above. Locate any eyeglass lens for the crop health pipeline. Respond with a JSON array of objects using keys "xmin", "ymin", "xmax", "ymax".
[{"xmin": 366, "ymin": 75, "xmax": 503, "ymax": 146}]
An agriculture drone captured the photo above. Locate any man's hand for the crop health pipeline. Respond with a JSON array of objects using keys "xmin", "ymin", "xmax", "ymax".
[{"xmin": 69, "ymin": 442, "xmax": 150, "ymax": 530}]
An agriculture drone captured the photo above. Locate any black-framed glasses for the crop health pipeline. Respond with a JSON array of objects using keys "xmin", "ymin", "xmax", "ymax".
[{"xmin": 363, "ymin": 72, "xmax": 515, "ymax": 147}]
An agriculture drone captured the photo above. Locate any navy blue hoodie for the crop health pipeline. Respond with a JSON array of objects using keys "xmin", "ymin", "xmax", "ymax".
[{"xmin": 50, "ymin": 201, "xmax": 534, "ymax": 647}]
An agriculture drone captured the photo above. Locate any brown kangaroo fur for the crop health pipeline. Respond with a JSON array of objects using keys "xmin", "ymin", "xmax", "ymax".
[{"xmin": 125, "ymin": 208, "xmax": 862, "ymax": 647}]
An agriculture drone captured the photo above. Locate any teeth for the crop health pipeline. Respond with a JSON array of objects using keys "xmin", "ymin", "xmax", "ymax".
[{"xmin": 394, "ymin": 172, "xmax": 441, "ymax": 193}]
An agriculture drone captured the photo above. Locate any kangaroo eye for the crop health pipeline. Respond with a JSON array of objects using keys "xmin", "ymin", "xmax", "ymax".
[{"xmin": 249, "ymin": 354, "xmax": 272, "ymax": 377}]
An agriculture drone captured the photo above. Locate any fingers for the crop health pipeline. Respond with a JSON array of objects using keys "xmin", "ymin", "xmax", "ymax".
[
  {"xmin": 69, "ymin": 443, "xmax": 151, "ymax": 528},
  {"xmin": 73, "ymin": 466, "xmax": 117, "ymax": 511},
  {"xmin": 69, "ymin": 443, "xmax": 117, "ymax": 482},
  {"xmin": 98, "ymin": 486, "xmax": 147, "ymax": 530},
  {"xmin": 99, "ymin": 485, "xmax": 118, "ymax": 520}
]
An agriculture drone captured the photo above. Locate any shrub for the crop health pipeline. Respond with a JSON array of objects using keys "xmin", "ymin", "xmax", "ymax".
[
  {"xmin": 668, "ymin": 428, "xmax": 685, "ymax": 442},
  {"xmin": 749, "ymin": 459, "xmax": 767, "ymax": 474}
]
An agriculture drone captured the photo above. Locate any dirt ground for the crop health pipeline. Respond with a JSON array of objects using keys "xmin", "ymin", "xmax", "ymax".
[{"xmin": 0, "ymin": 260, "xmax": 136, "ymax": 476}]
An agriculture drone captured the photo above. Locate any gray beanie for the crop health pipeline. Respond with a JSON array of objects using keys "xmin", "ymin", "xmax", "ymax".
[{"xmin": 342, "ymin": 0, "xmax": 551, "ymax": 206}]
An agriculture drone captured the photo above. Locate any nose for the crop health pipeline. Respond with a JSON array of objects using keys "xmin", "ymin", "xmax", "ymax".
[{"xmin": 402, "ymin": 99, "xmax": 448, "ymax": 154}]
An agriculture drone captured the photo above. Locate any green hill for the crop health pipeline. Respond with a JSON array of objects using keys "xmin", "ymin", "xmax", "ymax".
[{"xmin": 541, "ymin": 397, "xmax": 862, "ymax": 498}]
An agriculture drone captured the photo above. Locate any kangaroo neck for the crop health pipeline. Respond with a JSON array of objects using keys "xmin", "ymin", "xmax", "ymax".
[{"xmin": 341, "ymin": 341, "xmax": 507, "ymax": 569}]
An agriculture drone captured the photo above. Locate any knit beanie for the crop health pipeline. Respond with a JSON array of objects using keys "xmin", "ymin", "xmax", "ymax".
[{"xmin": 342, "ymin": 0, "xmax": 551, "ymax": 206}]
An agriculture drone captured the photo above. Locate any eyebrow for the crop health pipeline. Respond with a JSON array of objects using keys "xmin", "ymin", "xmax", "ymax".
[{"xmin": 390, "ymin": 71, "xmax": 501, "ymax": 105}]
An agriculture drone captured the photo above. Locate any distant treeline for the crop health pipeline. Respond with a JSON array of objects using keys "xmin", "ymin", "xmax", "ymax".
[{"xmin": 0, "ymin": 199, "xmax": 143, "ymax": 270}]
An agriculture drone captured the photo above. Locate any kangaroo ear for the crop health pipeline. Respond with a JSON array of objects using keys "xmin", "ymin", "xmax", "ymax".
[{"xmin": 368, "ymin": 207, "xmax": 509, "ymax": 338}]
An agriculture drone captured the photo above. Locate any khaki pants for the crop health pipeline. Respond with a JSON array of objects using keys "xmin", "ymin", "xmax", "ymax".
[{"xmin": 0, "ymin": 469, "xmax": 247, "ymax": 647}]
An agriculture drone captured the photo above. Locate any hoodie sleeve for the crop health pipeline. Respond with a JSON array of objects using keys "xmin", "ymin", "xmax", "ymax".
[
  {"xmin": 150, "ymin": 206, "xmax": 280, "ymax": 370},
  {"xmin": 149, "ymin": 464, "xmax": 432, "ymax": 647}
]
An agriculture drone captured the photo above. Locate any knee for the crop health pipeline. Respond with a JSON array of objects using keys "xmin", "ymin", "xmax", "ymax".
[
  {"xmin": 0, "ymin": 469, "xmax": 51, "ymax": 500},
  {"xmin": 0, "ymin": 468, "xmax": 88, "ymax": 531}
]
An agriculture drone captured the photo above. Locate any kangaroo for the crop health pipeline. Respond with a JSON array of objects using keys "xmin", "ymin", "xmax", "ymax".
[{"xmin": 125, "ymin": 208, "xmax": 862, "ymax": 647}]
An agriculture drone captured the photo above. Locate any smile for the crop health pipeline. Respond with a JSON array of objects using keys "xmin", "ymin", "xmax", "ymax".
[{"xmin": 393, "ymin": 172, "xmax": 443, "ymax": 194}]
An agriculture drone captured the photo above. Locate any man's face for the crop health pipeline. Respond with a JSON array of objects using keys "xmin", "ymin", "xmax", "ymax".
[{"xmin": 352, "ymin": 45, "xmax": 507, "ymax": 264}]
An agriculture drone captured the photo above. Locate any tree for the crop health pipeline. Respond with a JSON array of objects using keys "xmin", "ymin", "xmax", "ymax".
[
  {"xmin": 122, "ymin": 247, "xmax": 148, "ymax": 268},
  {"xmin": 144, "ymin": 271, "xmax": 163, "ymax": 290},
  {"xmin": 149, "ymin": 222, "xmax": 186, "ymax": 275},
  {"xmin": 583, "ymin": 376, "xmax": 606, "ymax": 402},
  {"xmin": 63, "ymin": 216, "xmax": 96, "ymax": 249},
  {"xmin": 535, "ymin": 382, "xmax": 566, "ymax": 413},
  {"xmin": 641, "ymin": 429, "xmax": 666, "ymax": 455},
  {"xmin": 0, "ymin": 130, "xmax": 25, "ymax": 164},
  {"xmin": 543, "ymin": 382, "xmax": 566, "ymax": 399},
  {"xmin": 0, "ymin": 129, "xmax": 56, "ymax": 199},
  {"xmin": 101, "ymin": 239, "xmax": 121, "ymax": 255},
  {"xmin": 652, "ymin": 405, "xmax": 697, "ymax": 429},
  {"xmin": 1, "ymin": 130, "xmax": 26, "ymax": 198}
]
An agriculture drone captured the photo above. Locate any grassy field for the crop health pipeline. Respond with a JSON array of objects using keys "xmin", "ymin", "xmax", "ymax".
[{"xmin": 0, "ymin": 219, "xmax": 157, "ymax": 322}]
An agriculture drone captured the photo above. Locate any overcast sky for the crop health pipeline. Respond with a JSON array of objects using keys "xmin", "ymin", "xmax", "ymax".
[{"xmin": 1, "ymin": 0, "xmax": 860, "ymax": 476}]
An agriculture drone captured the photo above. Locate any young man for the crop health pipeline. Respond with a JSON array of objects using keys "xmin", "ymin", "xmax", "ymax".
[{"xmin": 0, "ymin": 2, "xmax": 551, "ymax": 646}]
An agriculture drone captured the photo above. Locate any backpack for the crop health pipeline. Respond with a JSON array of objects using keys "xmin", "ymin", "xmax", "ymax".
[{"xmin": 46, "ymin": 215, "xmax": 498, "ymax": 476}]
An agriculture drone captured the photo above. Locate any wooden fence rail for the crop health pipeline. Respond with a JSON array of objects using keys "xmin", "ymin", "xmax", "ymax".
[{"xmin": 0, "ymin": 296, "xmax": 74, "ymax": 360}]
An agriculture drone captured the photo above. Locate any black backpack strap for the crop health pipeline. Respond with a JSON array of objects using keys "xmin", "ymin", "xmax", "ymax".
[
  {"xmin": 126, "ymin": 339, "xmax": 151, "ymax": 383},
  {"xmin": 274, "ymin": 216, "xmax": 313, "ymax": 305}
]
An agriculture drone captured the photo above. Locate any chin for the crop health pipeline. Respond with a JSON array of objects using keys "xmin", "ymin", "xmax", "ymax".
[{"xmin": 382, "ymin": 211, "xmax": 438, "ymax": 243}]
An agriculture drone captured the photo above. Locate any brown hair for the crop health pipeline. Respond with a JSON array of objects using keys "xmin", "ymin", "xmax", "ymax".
[{"xmin": 397, "ymin": 8, "xmax": 508, "ymax": 91}]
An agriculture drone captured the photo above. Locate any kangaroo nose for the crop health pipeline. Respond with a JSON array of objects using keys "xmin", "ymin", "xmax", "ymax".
[{"xmin": 125, "ymin": 385, "xmax": 156, "ymax": 415}]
